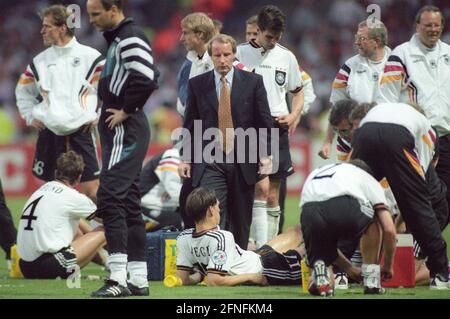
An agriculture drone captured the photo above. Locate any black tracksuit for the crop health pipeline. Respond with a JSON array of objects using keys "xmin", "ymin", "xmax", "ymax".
[{"xmin": 96, "ymin": 18, "xmax": 159, "ymax": 260}]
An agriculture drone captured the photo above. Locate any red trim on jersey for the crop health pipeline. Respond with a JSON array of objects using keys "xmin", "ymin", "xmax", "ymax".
[
  {"xmin": 158, "ymin": 160, "xmax": 180, "ymax": 166},
  {"xmin": 335, "ymin": 72, "xmax": 349, "ymax": 81},
  {"xmin": 384, "ymin": 65, "xmax": 404, "ymax": 73}
]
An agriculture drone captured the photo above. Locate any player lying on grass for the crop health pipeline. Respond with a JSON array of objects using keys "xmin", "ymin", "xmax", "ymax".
[
  {"xmin": 175, "ymin": 187, "xmax": 359, "ymax": 287},
  {"xmin": 16, "ymin": 151, "xmax": 106, "ymax": 279}
]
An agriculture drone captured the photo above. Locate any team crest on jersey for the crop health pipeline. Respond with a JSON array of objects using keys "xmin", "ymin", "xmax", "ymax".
[
  {"xmin": 444, "ymin": 54, "xmax": 450, "ymax": 65},
  {"xmin": 275, "ymin": 70, "xmax": 286, "ymax": 86},
  {"xmin": 372, "ymin": 71, "xmax": 379, "ymax": 82},
  {"xmin": 211, "ymin": 250, "xmax": 227, "ymax": 266},
  {"xmin": 72, "ymin": 57, "xmax": 81, "ymax": 67}
]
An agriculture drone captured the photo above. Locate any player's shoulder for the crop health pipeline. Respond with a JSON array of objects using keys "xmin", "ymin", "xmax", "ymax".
[
  {"xmin": 178, "ymin": 228, "xmax": 195, "ymax": 239},
  {"xmin": 235, "ymin": 67, "xmax": 260, "ymax": 81},
  {"xmin": 344, "ymin": 54, "xmax": 365, "ymax": 69},
  {"xmin": 33, "ymin": 47, "xmax": 53, "ymax": 64},
  {"xmin": 237, "ymin": 41, "xmax": 258, "ymax": 50},
  {"xmin": 205, "ymin": 228, "xmax": 233, "ymax": 241},
  {"xmin": 77, "ymin": 41, "xmax": 102, "ymax": 59},
  {"xmin": 189, "ymin": 69, "xmax": 214, "ymax": 87}
]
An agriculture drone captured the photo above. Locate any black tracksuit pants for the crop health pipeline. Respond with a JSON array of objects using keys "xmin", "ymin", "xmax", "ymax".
[
  {"xmin": 352, "ymin": 123, "xmax": 448, "ymax": 278},
  {"xmin": 96, "ymin": 110, "xmax": 150, "ymax": 261},
  {"xmin": 435, "ymin": 134, "xmax": 450, "ymax": 228}
]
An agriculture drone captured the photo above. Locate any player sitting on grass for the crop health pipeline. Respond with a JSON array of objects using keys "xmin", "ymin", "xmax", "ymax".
[
  {"xmin": 16, "ymin": 151, "xmax": 106, "ymax": 279},
  {"xmin": 175, "ymin": 187, "xmax": 346, "ymax": 287}
]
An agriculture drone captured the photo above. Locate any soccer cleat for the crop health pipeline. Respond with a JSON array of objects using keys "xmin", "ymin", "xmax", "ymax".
[
  {"xmin": 364, "ymin": 286, "xmax": 386, "ymax": 294},
  {"xmin": 430, "ymin": 274, "xmax": 450, "ymax": 290},
  {"xmin": 309, "ymin": 260, "xmax": 334, "ymax": 297},
  {"xmin": 127, "ymin": 282, "xmax": 150, "ymax": 296},
  {"xmin": 91, "ymin": 279, "xmax": 132, "ymax": 297},
  {"xmin": 334, "ymin": 272, "xmax": 349, "ymax": 290}
]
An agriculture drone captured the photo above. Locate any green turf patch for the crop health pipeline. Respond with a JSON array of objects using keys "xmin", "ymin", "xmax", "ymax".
[{"xmin": 1, "ymin": 196, "xmax": 449, "ymax": 299}]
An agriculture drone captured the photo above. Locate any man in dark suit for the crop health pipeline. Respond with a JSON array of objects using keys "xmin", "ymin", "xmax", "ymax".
[{"xmin": 178, "ymin": 34, "xmax": 274, "ymax": 249}]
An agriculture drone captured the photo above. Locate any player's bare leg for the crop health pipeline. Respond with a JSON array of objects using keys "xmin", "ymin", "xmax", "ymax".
[
  {"xmin": 267, "ymin": 224, "xmax": 303, "ymax": 253},
  {"xmin": 80, "ymin": 179, "xmax": 99, "ymax": 203},
  {"xmin": 72, "ymin": 227, "xmax": 105, "ymax": 268}
]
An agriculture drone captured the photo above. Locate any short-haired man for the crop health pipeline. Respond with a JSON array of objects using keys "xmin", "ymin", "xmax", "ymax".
[
  {"xmin": 177, "ymin": 12, "xmax": 217, "ymax": 117},
  {"xmin": 245, "ymin": 15, "xmax": 259, "ymax": 42},
  {"xmin": 15, "ymin": 5, "xmax": 104, "ymax": 201},
  {"xmin": 176, "ymin": 187, "xmax": 308, "ymax": 287},
  {"xmin": 320, "ymin": 19, "xmax": 390, "ymax": 160},
  {"xmin": 236, "ymin": 5, "xmax": 304, "ymax": 245},
  {"xmin": 17, "ymin": 151, "xmax": 105, "ymax": 279},
  {"xmin": 179, "ymin": 34, "xmax": 273, "ymax": 249},
  {"xmin": 377, "ymin": 5, "xmax": 450, "ymax": 232},
  {"xmin": 87, "ymin": 0, "xmax": 159, "ymax": 297},
  {"xmin": 176, "ymin": 13, "xmax": 217, "ymax": 229},
  {"xmin": 242, "ymin": 14, "xmax": 316, "ymax": 249}
]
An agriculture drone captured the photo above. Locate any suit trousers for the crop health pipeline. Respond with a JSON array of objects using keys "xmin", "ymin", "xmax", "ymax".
[
  {"xmin": 200, "ymin": 162, "xmax": 255, "ymax": 249},
  {"xmin": 352, "ymin": 123, "xmax": 448, "ymax": 278}
]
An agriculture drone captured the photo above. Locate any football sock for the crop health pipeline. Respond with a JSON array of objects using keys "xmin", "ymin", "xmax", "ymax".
[
  {"xmin": 127, "ymin": 261, "xmax": 149, "ymax": 288},
  {"xmin": 108, "ymin": 253, "xmax": 128, "ymax": 286},
  {"xmin": 362, "ymin": 264, "xmax": 381, "ymax": 288},
  {"xmin": 267, "ymin": 206, "xmax": 281, "ymax": 240},
  {"xmin": 250, "ymin": 200, "xmax": 268, "ymax": 249}
]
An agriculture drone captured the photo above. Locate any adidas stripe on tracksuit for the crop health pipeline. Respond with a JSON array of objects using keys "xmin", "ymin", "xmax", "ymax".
[{"xmin": 96, "ymin": 18, "xmax": 159, "ymax": 260}]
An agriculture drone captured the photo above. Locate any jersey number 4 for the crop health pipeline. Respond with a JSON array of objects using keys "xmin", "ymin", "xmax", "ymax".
[{"xmin": 20, "ymin": 196, "xmax": 43, "ymax": 231}]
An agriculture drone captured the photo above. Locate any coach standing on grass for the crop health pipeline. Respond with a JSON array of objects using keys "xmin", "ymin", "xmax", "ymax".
[
  {"xmin": 87, "ymin": 0, "xmax": 159, "ymax": 297},
  {"xmin": 179, "ymin": 34, "xmax": 273, "ymax": 249}
]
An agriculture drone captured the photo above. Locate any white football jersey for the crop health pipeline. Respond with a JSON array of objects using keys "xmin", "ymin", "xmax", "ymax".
[
  {"xmin": 176, "ymin": 227, "xmax": 263, "ymax": 276},
  {"xmin": 300, "ymin": 163, "xmax": 387, "ymax": 219},
  {"xmin": 236, "ymin": 41, "xmax": 303, "ymax": 116},
  {"xmin": 17, "ymin": 181, "xmax": 97, "ymax": 261},
  {"xmin": 360, "ymin": 102, "xmax": 436, "ymax": 171}
]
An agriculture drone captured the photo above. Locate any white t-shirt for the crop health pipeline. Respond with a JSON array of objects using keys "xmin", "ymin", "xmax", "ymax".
[
  {"xmin": 236, "ymin": 41, "xmax": 303, "ymax": 116},
  {"xmin": 17, "ymin": 181, "xmax": 97, "ymax": 261},
  {"xmin": 300, "ymin": 163, "xmax": 387, "ymax": 219},
  {"xmin": 176, "ymin": 227, "xmax": 263, "ymax": 276}
]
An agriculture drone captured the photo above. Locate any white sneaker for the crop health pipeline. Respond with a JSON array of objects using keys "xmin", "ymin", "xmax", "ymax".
[
  {"xmin": 334, "ymin": 272, "xmax": 349, "ymax": 290},
  {"xmin": 430, "ymin": 275, "xmax": 450, "ymax": 290}
]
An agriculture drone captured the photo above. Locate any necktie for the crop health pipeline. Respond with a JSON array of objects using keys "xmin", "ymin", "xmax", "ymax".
[{"xmin": 218, "ymin": 76, "xmax": 234, "ymax": 153}]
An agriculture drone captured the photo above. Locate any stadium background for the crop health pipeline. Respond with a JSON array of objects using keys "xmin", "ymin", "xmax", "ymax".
[{"xmin": 0, "ymin": 0, "xmax": 449, "ymax": 298}]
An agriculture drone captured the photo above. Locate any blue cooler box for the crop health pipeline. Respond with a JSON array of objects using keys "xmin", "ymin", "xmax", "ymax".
[{"xmin": 146, "ymin": 229, "xmax": 180, "ymax": 280}]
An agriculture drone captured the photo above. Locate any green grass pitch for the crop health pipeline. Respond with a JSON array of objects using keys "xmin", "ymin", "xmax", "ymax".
[{"xmin": 1, "ymin": 196, "xmax": 449, "ymax": 299}]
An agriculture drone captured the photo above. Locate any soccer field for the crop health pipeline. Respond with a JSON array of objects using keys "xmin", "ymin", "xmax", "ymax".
[{"xmin": 1, "ymin": 196, "xmax": 449, "ymax": 299}]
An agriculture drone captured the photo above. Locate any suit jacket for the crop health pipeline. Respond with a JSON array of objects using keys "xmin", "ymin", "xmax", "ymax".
[{"xmin": 182, "ymin": 67, "xmax": 273, "ymax": 187}]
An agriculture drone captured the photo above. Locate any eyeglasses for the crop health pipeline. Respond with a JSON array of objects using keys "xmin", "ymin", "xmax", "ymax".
[{"xmin": 354, "ymin": 35, "xmax": 372, "ymax": 43}]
